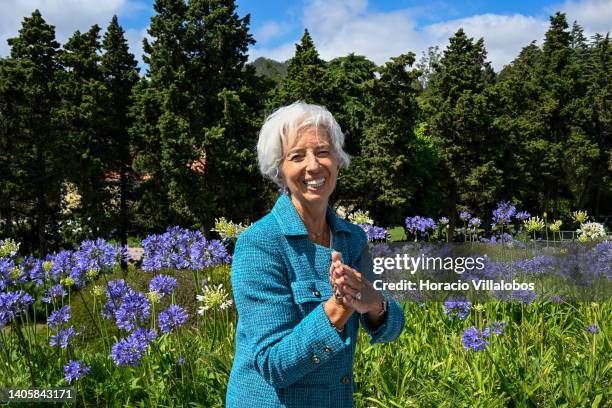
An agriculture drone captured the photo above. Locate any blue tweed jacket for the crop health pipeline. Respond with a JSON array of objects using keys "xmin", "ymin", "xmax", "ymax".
[{"xmin": 226, "ymin": 194, "xmax": 405, "ymax": 408}]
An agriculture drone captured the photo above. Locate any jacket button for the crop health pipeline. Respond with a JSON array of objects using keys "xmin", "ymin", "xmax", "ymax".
[
  {"xmin": 342, "ymin": 375, "xmax": 350, "ymax": 384},
  {"xmin": 323, "ymin": 346, "xmax": 332, "ymax": 353},
  {"xmin": 311, "ymin": 355, "xmax": 321, "ymax": 364},
  {"xmin": 312, "ymin": 290, "xmax": 321, "ymax": 297}
]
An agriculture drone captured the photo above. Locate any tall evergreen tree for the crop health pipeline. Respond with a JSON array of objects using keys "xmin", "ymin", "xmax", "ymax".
[
  {"xmin": 536, "ymin": 12, "xmax": 591, "ymax": 213},
  {"xmin": 1, "ymin": 10, "xmax": 62, "ymax": 253},
  {"xmin": 0, "ymin": 58, "xmax": 21, "ymax": 243},
  {"xmin": 130, "ymin": 0, "xmax": 186, "ymax": 229},
  {"xmin": 325, "ymin": 54, "xmax": 376, "ymax": 156},
  {"xmin": 271, "ymin": 29, "xmax": 330, "ymax": 107},
  {"xmin": 57, "ymin": 25, "xmax": 113, "ymax": 241},
  {"xmin": 424, "ymin": 29, "xmax": 497, "ymax": 226},
  {"xmin": 492, "ymin": 42, "xmax": 544, "ymax": 210},
  {"xmin": 346, "ymin": 53, "xmax": 421, "ymax": 224},
  {"xmin": 584, "ymin": 33, "xmax": 612, "ymax": 216},
  {"xmin": 101, "ymin": 15, "xmax": 139, "ymax": 261},
  {"xmin": 131, "ymin": 0, "xmax": 268, "ymax": 230}
]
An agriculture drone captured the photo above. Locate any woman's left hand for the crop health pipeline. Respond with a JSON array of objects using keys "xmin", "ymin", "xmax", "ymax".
[{"xmin": 330, "ymin": 255, "xmax": 384, "ymax": 315}]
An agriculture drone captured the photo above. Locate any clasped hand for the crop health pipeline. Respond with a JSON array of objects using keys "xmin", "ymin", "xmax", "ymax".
[{"xmin": 329, "ymin": 251, "xmax": 383, "ymax": 315}]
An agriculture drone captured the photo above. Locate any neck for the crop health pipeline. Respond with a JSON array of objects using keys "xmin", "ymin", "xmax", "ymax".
[{"xmin": 291, "ymin": 196, "xmax": 328, "ymax": 236}]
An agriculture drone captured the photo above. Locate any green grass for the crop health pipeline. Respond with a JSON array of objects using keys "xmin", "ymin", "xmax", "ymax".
[{"xmin": 388, "ymin": 226, "xmax": 407, "ymax": 242}]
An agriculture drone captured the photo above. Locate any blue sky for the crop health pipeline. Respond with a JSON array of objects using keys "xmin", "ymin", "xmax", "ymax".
[{"xmin": 1, "ymin": 0, "xmax": 611, "ymax": 71}]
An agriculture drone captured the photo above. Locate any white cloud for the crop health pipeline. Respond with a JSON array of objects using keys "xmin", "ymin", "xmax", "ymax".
[
  {"xmin": 424, "ymin": 14, "xmax": 549, "ymax": 70},
  {"xmin": 558, "ymin": 0, "xmax": 612, "ymax": 34},
  {"xmin": 125, "ymin": 27, "xmax": 149, "ymax": 71},
  {"xmin": 251, "ymin": 0, "xmax": 428, "ymax": 66},
  {"xmin": 0, "ymin": 0, "xmax": 144, "ymax": 57},
  {"xmin": 249, "ymin": 0, "xmax": 612, "ymax": 71},
  {"xmin": 254, "ymin": 21, "xmax": 290, "ymax": 44},
  {"xmin": 313, "ymin": 10, "xmax": 424, "ymax": 64},
  {"xmin": 250, "ymin": 42, "xmax": 295, "ymax": 62}
]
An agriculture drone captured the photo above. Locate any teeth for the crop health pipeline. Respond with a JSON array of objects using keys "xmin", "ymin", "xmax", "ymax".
[{"xmin": 305, "ymin": 178, "xmax": 325, "ymax": 188}]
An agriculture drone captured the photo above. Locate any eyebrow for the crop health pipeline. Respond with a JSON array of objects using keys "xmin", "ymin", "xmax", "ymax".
[{"xmin": 287, "ymin": 143, "xmax": 331, "ymax": 151}]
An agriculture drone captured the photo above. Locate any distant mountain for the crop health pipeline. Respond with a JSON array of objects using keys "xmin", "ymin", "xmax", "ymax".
[{"xmin": 251, "ymin": 57, "xmax": 288, "ymax": 83}]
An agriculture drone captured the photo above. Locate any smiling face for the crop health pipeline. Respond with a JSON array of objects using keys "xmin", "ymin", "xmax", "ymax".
[{"xmin": 280, "ymin": 125, "xmax": 338, "ymax": 212}]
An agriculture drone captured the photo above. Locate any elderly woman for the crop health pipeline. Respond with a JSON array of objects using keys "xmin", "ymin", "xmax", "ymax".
[{"xmin": 226, "ymin": 102, "xmax": 405, "ymax": 407}]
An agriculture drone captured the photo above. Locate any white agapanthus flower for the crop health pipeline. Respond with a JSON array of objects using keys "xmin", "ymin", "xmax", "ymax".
[
  {"xmin": 212, "ymin": 217, "xmax": 248, "ymax": 241},
  {"xmin": 577, "ymin": 222, "xmax": 606, "ymax": 241},
  {"xmin": 0, "ymin": 238, "xmax": 20, "ymax": 258},
  {"xmin": 196, "ymin": 284, "xmax": 233, "ymax": 314},
  {"xmin": 348, "ymin": 209, "xmax": 373, "ymax": 225}
]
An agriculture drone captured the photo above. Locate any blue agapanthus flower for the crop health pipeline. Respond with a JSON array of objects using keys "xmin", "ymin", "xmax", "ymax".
[
  {"xmin": 468, "ymin": 217, "xmax": 481, "ymax": 228},
  {"xmin": 514, "ymin": 255, "xmax": 557, "ymax": 275},
  {"xmin": 111, "ymin": 327, "xmax": 157, "ymax": 367},
  {"xmin": 515, "ymin": 211, "xmax": 531, "ymax": 221},
  {"xmin": 42, "ymin": 284, "xmax": 67, "ymax": 304},
  {"xmin": 511, "ymin": 289, "xmax": 537, "ymax": 305},
  {"xmin": 47, "ymin": 305, "xmax": 71, "ymax": 330},
  {"xmin": 102, "ymin": 279, "xmax": 130, "ymax": 320},
  {"xmin": 48, "ymin": 250, "xmax": 74, "ymax": 283},
  {"xmin": 0, "ymin": 290, "xmax": 34, "ymax": 329},
  {"xmin": 19, "ymin": 256, "xmax": 45, "ymax": 286},
  {"xmin": 64, "ymin": 360, "xmax": 91, "ymax": 384},
  {"xmin": 189, "ymin": 235, "xmax": 231, "ymax": 269},
  {"xmin": 148, "ymin": 274, "xmax": 177, "ymax": 297},
  {"xmin": 551, "ymin": 295, "xmax": 564, "ymax": 304},
  {"xmin": 586, "ymin": 324, "xmax": 600, "ymax": 334},
  {"xmin": 359, "ymin": 224, "xmax": 387, "ymax": 241},
  {"xmin": 158, "ymin": 304, "xmax": 188, "ymax": 333},
  {"xmin": 50, "ymin": 325, "xmax": 79, "ymax": 348},
  {"xmin": 106, "ymin": 279, "xmax": 129, "ymax": 301},
  {"xmin": 462, "ymin": 326, "xmax": 490, "ymax": 351},
  {"xmin": 443, "ymin": 299, "xmax": 472, "ymax": 320},
  {"xmin": 73, "ymin": 238, "xmax": 120, "ymax": 272},
  {"xmin": 142, "ymin": 227, "xmax": 231, "ymax": 272},
  {"xmin": 405, "ymin": 216, "xmax": 437, "ymax": 236},
  {"xmin": 592, "ymin": 241, "xmax": 612, "ymax": 279},
  {"xmin": 492, "ymin": 201, "xmax": 516, "ymax": 226},
  {"xmin": 114, "ymin": 289, "xmax": 150, "ymax": 332},
  {"xmin": 0, "ymin": 258, "xmax": 16, "ymax": 291},
  {"xmin": 487, "ymin": 321, "xmax": 506, "ymax": 335},
  {"xmin": 459, "ymin": 211, "xmax": 472, "ymax": 222}
]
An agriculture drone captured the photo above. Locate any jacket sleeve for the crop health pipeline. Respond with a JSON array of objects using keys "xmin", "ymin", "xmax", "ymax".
[
  {"xmin": 231, "ymin": 230, "xmax": 353, "ymax": 389},
  {"xmin": 354, "ymin": 238, "xmax": 405, "ymax": 345}
]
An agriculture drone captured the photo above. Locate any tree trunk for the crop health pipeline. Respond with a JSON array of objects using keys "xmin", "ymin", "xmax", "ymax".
[
  {"xmin": 119, "ymin": 143, "xmax": 128, "ymax": 271},
  {"xmin": 35, "ymin": 146, "xmax": 47, "ymax": 254}
]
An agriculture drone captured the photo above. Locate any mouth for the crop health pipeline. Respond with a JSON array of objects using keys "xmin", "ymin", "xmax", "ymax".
[{"xmin": 303, "ymin": 177, "xmax": 326, "ymax": 190}]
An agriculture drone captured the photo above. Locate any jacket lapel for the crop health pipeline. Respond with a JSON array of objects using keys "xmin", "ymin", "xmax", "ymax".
[{"xmin": 271, "ymin": 194, "xmax": 354, "ymax": 280}]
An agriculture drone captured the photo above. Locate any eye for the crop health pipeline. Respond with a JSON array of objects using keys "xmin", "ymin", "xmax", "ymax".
[
  {"xmin": 316, "ymin": 149, "xmax": 330, "ymax": 158},
  {"xmin": 288, "ymin": 153, "xmax": 304, "ymax": 162}
]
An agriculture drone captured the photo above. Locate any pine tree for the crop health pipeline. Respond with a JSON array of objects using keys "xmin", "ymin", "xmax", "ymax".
[
  {"xmin": 2, "ymin": 10, "xmax": 62, "ymax": 253},
  {"xmin": 491, "ymin": 42, "xmax": 544, "ymax": 211},
  {"xmin": 325, "ymin": 54, "xmax": 376, "ymax": 155},
  {"xmin": 272, "ymin": 29, "xmax": 330, "ymax": 107},
  {"xmin": 57, "ymin": 25, "xmax": 113, "ymax": 241},
  {"xmin": 131, "ymin": 0, "xmax": 268, "ymax": 229},
  {"xmin": 536, "ymin": 12, "xmax": 590, "ymax": 213},
  {"xmin": 424, "ymin": 29, "xmax": 497, "ymax": 226},
  {"xmin": 101, "ymin": 15, "xmax": 140, "ymax": 262},
  {"xmin": 584, "ymin": 34, "xmax": 612, "ymax": 216},
  {"xmin": 346, "ymin": 53, "xmax": 421, "ymax": 224},
  {"xmin": 0, "ymin": 58, "xmax": 21, "ymax": 243}
]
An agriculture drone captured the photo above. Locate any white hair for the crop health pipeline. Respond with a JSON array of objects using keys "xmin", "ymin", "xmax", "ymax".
[{"xmin": 257, "ymin": 101, "xmax": 350, "ymax": 188}]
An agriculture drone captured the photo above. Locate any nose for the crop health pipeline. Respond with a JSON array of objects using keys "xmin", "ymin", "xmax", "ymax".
[{"xmin": 304, "ymin": 151, "xmax": 322, "ymax": 171}]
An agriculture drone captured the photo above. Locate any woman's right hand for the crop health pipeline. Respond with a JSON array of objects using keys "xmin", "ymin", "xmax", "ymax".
[{"xmin": 324, "ymin": 251, "xmax": 354, "ymax": 331}]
